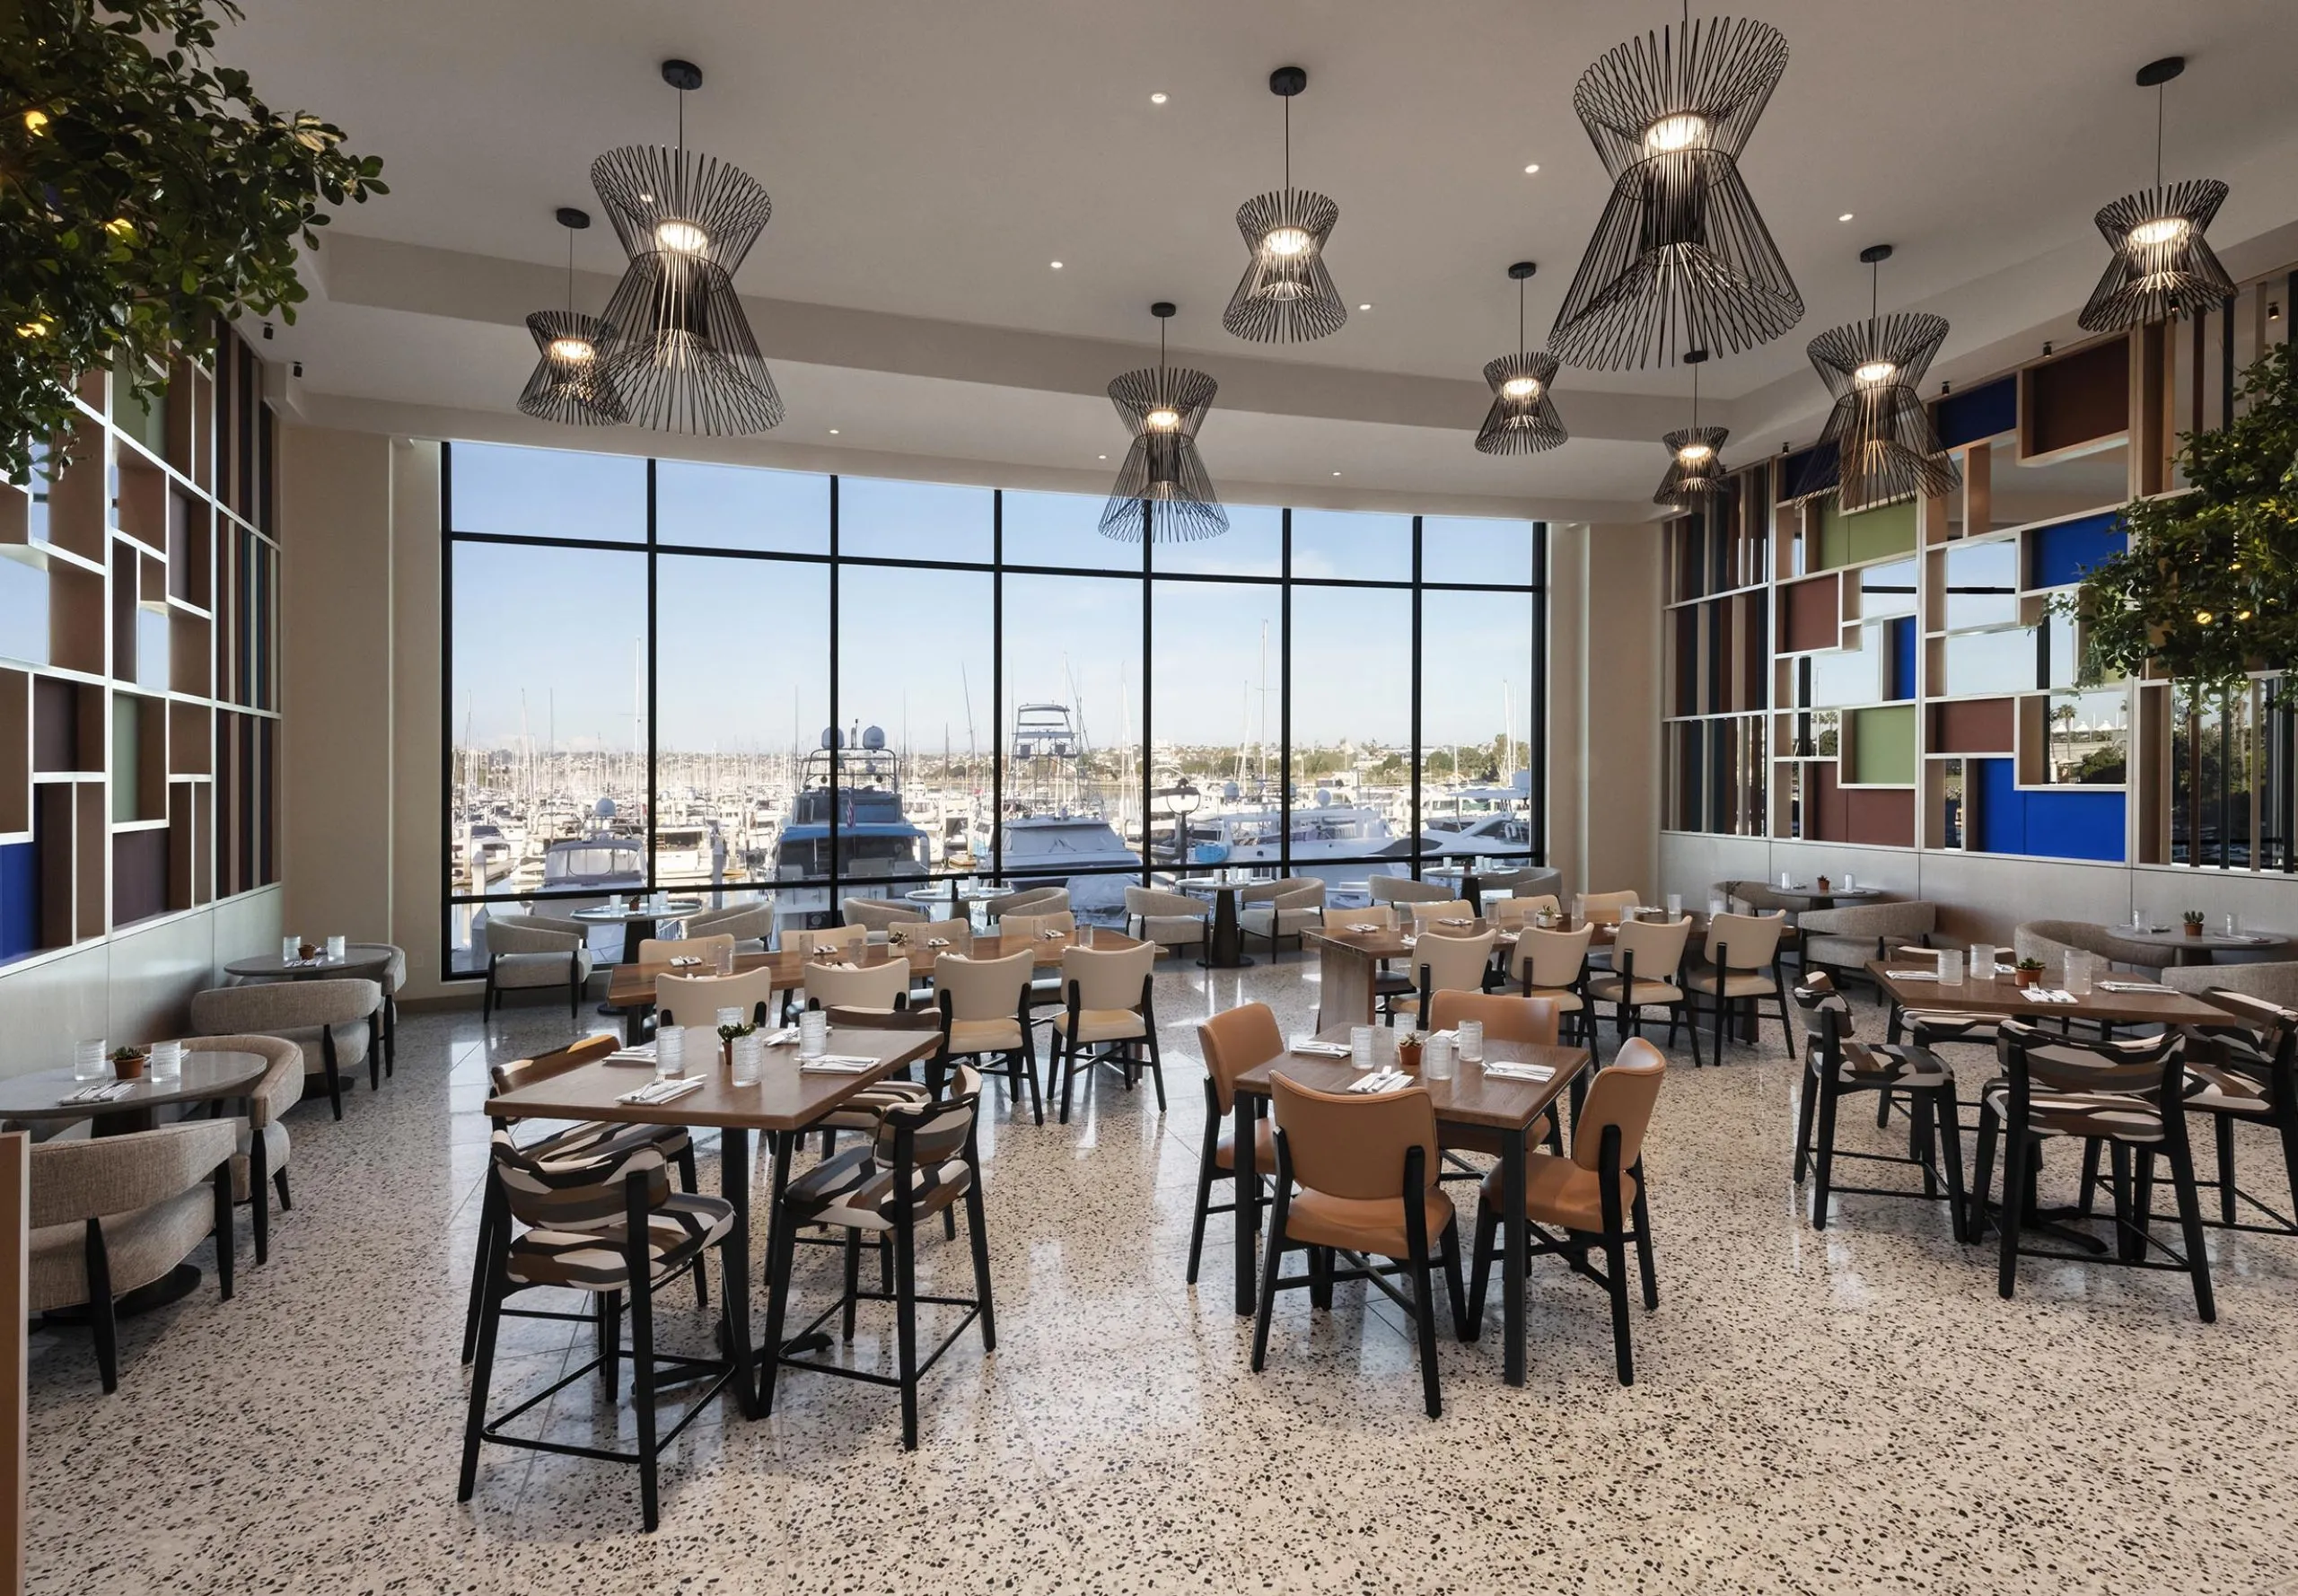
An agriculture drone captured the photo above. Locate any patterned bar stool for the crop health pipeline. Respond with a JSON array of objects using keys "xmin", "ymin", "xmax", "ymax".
[
  {"xmin": 759, "ymin": 1066, "xmax": 993, "ymax": 1450},
  {"xmin": 1790, "ymin": 973, "xmax": 1968, "ymax": 1237},
  {"xmin": 1969, "ymin": 1021, "xmax": 2214, "ymax": 1320},
  {"xmin": 459, "ymin": 1123, "xmax": 747, "ymax": 1531},
  {"xmin": 2171, "ymin": 990, "xmax": 2298, "ymax": 1233}
]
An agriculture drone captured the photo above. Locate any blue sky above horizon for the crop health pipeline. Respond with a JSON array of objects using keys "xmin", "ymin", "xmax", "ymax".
[{"xmin": 447, "ymin": 441, "xmax": 1537, "ymax": 759}]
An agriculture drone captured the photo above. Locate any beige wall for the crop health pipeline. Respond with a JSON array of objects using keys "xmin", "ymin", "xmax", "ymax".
[{"xmin": 1546, "ymin": 522, "xmax": 1664, "ymax": 903}]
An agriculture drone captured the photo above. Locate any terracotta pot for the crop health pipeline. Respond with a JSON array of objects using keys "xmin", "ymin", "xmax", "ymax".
[
  {"xmin": 1816, "ymin": 876, "xmax": 1830, "ymax": 893},
  {"xmin": 112, "ymin": 1051, "xmax": 148, "ymax": 1081},
  {"xmin": 2183, "ymin": 922, "xmax": 2203, "ymax": 938},
  {"xmin": 1397, "ymin": 1035, "xmax": 1424, "ymax": 1072},
  {"xmin": 2013, "ymin": 968, "xmax": 2039, "ymax": 989}
]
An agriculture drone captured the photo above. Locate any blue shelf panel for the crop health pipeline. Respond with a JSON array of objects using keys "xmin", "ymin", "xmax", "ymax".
[
  {"xmin": 1935, "ymin": 376, "xmax": 2017, "ymax": 451},
  {"xmin": 0, "ymin": 838, "xmax": 39, "ymax": 962},
  {"xmin": 1887, "ymin": 617, "xmax": 1917, "ymax": 702},
  {"xmin": 1973, "ymin": 758, "xmax": 2123, "ymax": 861},
  {"xmin": 2027, "ymin": 510, "xmax": 2127, "ymax": 590}
]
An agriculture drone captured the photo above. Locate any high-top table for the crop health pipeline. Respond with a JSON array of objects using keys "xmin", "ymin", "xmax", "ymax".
[
  {"xmin": 1227, "ymin": 1024, "xmax": 1591, "ymax": 1388},
  {"xmin": 484, "ymin": 1025, "xmax": 943, "ymax": 1413}
]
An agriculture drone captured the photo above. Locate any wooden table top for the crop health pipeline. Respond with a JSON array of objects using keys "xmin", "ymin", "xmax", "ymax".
[
  {"xmin": 606, "ymin": 927, "xmax": 1143, "ymax": 1008},
  {"xmin": 1865, "ymin": 960, "xmax": 2229, "ymax": 1027},
  {"xmin": 224, "ymin": 950, "xmax": 394, "ymax": 981},
  {"xmin": 1307, "ymin": 912, "xmax": 1711, "ymax": 960},
  {"xmin": 0, "ymin": 1048, "xmax": 268, "ymax": 1122},
  {"xmin": 483, "ymin": 1027, "xmax": 943, "ymax": 1134},
  {"xmin": 2104, "ymin": 925, "xmax": 2289, "ymax": 952},
  {"xmin": 1232, "ymin": 1023, "xmax": 1590, "ymax": 1132}
]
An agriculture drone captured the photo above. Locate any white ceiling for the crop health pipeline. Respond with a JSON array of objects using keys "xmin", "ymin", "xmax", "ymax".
[{"xmin": 224, "ymin": 0, "xmax": 2298, "ymax": 515}]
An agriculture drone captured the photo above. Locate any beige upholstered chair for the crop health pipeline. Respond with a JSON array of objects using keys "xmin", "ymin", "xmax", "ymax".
[
  {"xmin": 1507, "ymin": 925, "xmax": 1595, "ymax": 1045},
  {"xmin": 1490, "ymin": 894, "xmax": 1562, "ymax": 929},
  {"xmin": 655, "ymin": 967, "xmax": 776, "ymax": 1030},
  {"xmin": 1408, "ymin": 899, "xmax": 1479, "ymax": 925},
  {"xmin": 934, "ymin": 946, "xmax": 1041, "ymax": 1124},
  {"xmin": 190, "ymin": 977, "xmax": 382, "ymax": 1122},
  {"xmin": 187, "ymin": 1034, "xmax": 301, "ymax": 1265},
  {"xmin": 1480, "ymin": 864, "xmax": 1563, "ymax": 901},
  {"xmin": 635, "ymin": 933, "xmax": 735, "ymax": 968},
  {"xmin": 477, "ymin": 912, "xmax": 593, "ymax": 1020},
  {"xmin": 30, "ymin": 1119, "xmax": 238, "ymax": 1391},
  {"xmin": 1579, "ymin": 890, "xmax": 1641, "ymax": 925},
  {"xmin": 1252, "ymin": 1075, "xmax": 1465, "ymax": 1418},
  {"xmin": 999, "ymin": 910, "xmax": 1075, "ymax": 940},
  {"xmin": 1050, "ymin": 939, "xmax": 1162, "ymax": 1122},
  {"xmin": 346, "ymin": 941, "xmax": 408, "ymax": 1073},
  {"xmin": 1587, "ymin": 916, "xmax": 1698, "ymax": 1064},
  {"xmin": 1427, "ymin": 991, "xmax": 1564, "ymax": 1166},
  {"xmin": 843, "ymin": 897, "xmax": 929, "ymax": 935},
  {"xmin": 987, "ymin": 885, "xmax": 1069, "ymax": 921},
  {"xmin": 1323, "ymin": 903, "xmax": 1397, "ymax": 932},
  {"xmin": 1468, "ymin": 1038, "xmax": 1666, "ymax": 1385},
  {"xmin": 1371, "ymin": 874, "xmax": 1454, "ymax": 907},
  {"xmin": 1188, "ymin": 1003, "xmax": 1284, "ymax": 1285},
  {"xmin": 1682, "ymin": 910, "xmax": 1793, "ymax": 1060},
  {"xmin": 1390, "ymin": 928, "xmax": 1499, "ymax": 1026},
  {"xmin": 2013, "ymin": 918, "xmax": 2166, "ymax": 978},
  {"xmin": 799, "ymin": 958, "xmax": 911, "ymax": 1016},
  {"xmin": 2163, "ymin": 960, "xmax": 2298, "ymax": 1005},
  {"xmin": 685, "ymin": 898, "xmax": 774, "ymax": 952},
  {"xmin": 781, "ymin": 923, "xmax": 868, "ymax": 958},
  {"xmin": 1125, "ymin": 886, "xmax": 1208, "ymax": 956},
  {"xmin": 1801, "ymin": 900, "xmax": 1944, "ymax": 981},
  {"xmin": 1239, "ymin": 877, "xmax": 1326, "ymax": 954}
]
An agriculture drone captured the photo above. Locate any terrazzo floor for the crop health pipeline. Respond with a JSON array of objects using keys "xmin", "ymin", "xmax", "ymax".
[{"xmin": 22, "ymin": 954, "xmax": 2298, "ymax": 1595}]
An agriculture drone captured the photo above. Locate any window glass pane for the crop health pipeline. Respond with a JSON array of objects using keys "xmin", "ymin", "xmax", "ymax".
[
  {"xmin": 1287, "ymin": 585, "xmax": 1412, "ymax": 885},
  {"xmin": 2042, "ymin": 688, "xmax": 2129, "ymax": 785},
  {"xmin": 1418, "ymin": 590, "xmax": 1536, "ymax": 862},
  {"xmin": 838, "ymin": 565, "xmax": 994, "ymax": 887},
  {"xmin": 656, "ymin": 554, "xmax": 826, "ymax": 929},
  {"xmin": 1152, "ymin": 581, "xmax": 1281, "ymax": 878},
  {"xmin": 1152, "ymin": 502, "xmax": 1283, "ymax": 578},
  {"xmin": 1942, "ymin": 627, "xmax": 2037, "ymax": 696},
  {"xmin": 449, "ymin": 442, "xmax": 646, "ymax": 542},
  {"xmin": 657, "ymin": 461, "xmax": 828, "ymax": 554},
  {"xmin": 1002, "ymin": 488, "xmax": 1137, "ymax": 573},
  {"xmin": 1292, "ymin": 508, "xmax": 1411, "ymax": 583},
  {"xmin": 1943, "ymin": 539, "xmax": 2019, "ymax": 629},
  {"xmin": 1858, "ymin": 557, "xmax": 1919, "ymax": 618},
  {"xmin": 839, "ymin": 476, "xmax": 992, "ymax": 564},
  {"xmin": 449, "ymin": 539, "xmax": 649, "ymax": 974},
  {"xmin": 1807, "ymin": 624, "xmax": 1890, "ymax": 708},
  {"xmin": 1422, "ymin": 516, "xmax": 1537, "ymax": 586},
  {"xmin": 1001, "ymin": 573, "xmax": 1143, "ymax": 921}
]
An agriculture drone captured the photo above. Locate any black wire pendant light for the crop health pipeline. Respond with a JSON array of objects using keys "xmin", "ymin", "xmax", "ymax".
[
  {"xmin": 591, "ymin": 59, "xmax": 784, "ymax": 435},
  {"xmin": 1654, "ymin": 349, "xmax": 1728, "ymax": 507},
  {"xmin": 1551, "ymin": 5, "xmax": 1802, "ymax": 371},
  {"xmin": 2078, "ymin": 57, "xmax": 2233, "ymax": 333},
  {"xmin": 518, "ymin": 207, "xmax": 627, "ymax": 426},
  {"xmin": 1476, "ymin": 262, "xmax": 1567, "ymax": 455},
  {"xmin": 1806, "ymin": 245, "xmax": 1960, "ymax": 513},
  {"xmin": 1223, "ymin": 67, "xmax": 1346, "ymax": 344},
  {"xmin": 1101, "ymin": 303, "xmax": 1227, "ymax": 543}
]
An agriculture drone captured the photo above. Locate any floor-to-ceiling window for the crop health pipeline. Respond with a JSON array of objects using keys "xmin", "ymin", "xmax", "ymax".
[{"xmin": 443, "ymin": 440, "xmax": 1545, "ymax": 975}]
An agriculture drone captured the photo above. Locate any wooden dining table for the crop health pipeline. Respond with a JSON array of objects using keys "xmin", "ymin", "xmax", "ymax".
[
  {"xmin": 1227, "ymin": 1023, "xmax": 1592, "ymax": 1388},
  {"xmin": 483, "ymin": 1025, "xmax": 944, "ymax": 1413},
  {"xmin": 606, "ymin": 926, "xmax": 1145, "ymax": 1041},
  {"xmin": 1866, "ymin": 959, "xmax": 2232, "ymax": 1033}
]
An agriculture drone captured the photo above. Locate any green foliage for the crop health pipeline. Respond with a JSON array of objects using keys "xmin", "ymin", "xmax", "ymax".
[
  {"xmin": 2070, "ymin": 342, "xmax": 2298, "ymax": 689},
  {"xmin": 1, "ymin": 0, "xmax": 385, "ymax": 480}
]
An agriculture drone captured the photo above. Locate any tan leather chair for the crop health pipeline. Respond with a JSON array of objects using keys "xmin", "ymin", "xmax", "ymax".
[
  {"xmin": 1408, "ymin": 899, "xmax": 1478, "ymax": 925},
  {"xmin": 1587, "ymin": 916, "xmax": 1698, "ymax": 1065},
  {"xmin": 1390, "ymin": 927, "xmax": 1498, "ymax": 1026},
  {"xmin": 1469, "ymin": 1037, "xmax": 1665, "ymax": 1385},
  {"xmin": 781, "ymin": 923, "xmax": 869, "ymax": 958},
  {"xmin": 635, "ymin": 933, "xmax": 735, "ymax": 969},
  {"xmin": 1427, "ymin": 991, "xmax": 1563, "ymax": 1166},
  {"xmin": 1489, "ymin": 894, "xmax": 1562, "ymax": 929},
  {"xmin": 654, "ymin": 967, "xmax": 776, "ymax": 1030},
  {"xmin": 1050, "ymin": 940, "xmax": 1162, "ymax": 1123},
  {"xmin": 934, "ymin": 946, "xmax": 1041, "ymax": 1124},
  {"xmin": 799, "ymin": 958, "xmax": 911, "ymax": 1017},
  {"xmin": 1188, "ymin": 1003, "xmax": 1284, "ymax": 1285},
  {"xmin": 1251, "ymin": 1074, "xmax": 1467, "ymax": 1418},
  {"xmin": 1370, "ymin": 874, "xmax": 1455, "ymax": 907},
  {"xmin": 1507, "ymin": 924, "xmax": 1595, "ymax": 1046},
  {"xmin": 1682, "ymin": 910, "xmax": 1793, "ymax": 1062}
]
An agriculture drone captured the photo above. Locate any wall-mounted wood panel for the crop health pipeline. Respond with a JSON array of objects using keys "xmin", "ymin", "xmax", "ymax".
[
  {"xmin": 1779, "ymin": 574, "xmax": 1840, "ymax": 654},
  {"xmin": 1931, "ymin": 697, "xmax": 2017, "ymax": 755},
  {"xmin": 2022, "ymin": 337, "xmax": 2129, "ymax": 459}
]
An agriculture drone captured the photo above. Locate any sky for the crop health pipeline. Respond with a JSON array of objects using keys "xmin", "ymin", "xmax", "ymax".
[{"xmin": 446, "ymin": 441, "xmax": 1538, "ymax": 758}]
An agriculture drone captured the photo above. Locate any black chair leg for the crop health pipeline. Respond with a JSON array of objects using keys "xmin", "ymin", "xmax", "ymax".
[
  {"xmin": 1603, "ymin": 1223, "xmax": 1635, "ymax": 1386},
  {"xmin": 1810, "ymin": 1077, "xmax": 1839, "ymax": 1230},
  {"xmin": 1185, "ymin": 1113, "xmax": 1219, "ymax": 1285},
  {"xmin": 2164, "ymin": 1130, "xmax": 2216, "ymax": 1322},
  {"xmin": 248, "ymin": 1132, "xmax": 270, "ymax": 1267},
  {"xmin": 758, "ymin": 1201, "xmax": 798, "ymax": 1416},
  {"xmin": 629, "ymin": 1266, "xmax": 660, "ymax": 1532},
  {"xmin": 1969, "ymin": 1107, "xmax": 2000, "ymax": 1247},
  {"xmin": 212, "ymin": 1163, "xmax": 235, "ymax": 1302},
  {"xmin": 965, "ymin": 1165, "xmax": 996, "ymax": 1351},
  {"xmin": 841, "ymin": 1231, "xmax": 863, "ymax": 1342},
  {"xmin": 2215, "ymin": 1114, "xmax": 2238, "ymax": 1225},
  {"xmin": 1250, "ymin": 1195, "xmax": 1290, "ymax": 1372},
  {"xmin": 598, "ymin": 1289, "xmax": 621, "ymax": 1397},
  {"xmin": 1630, "ymin": 1175, "xmax": 1659, "ymax": 1309},
  {"xmin": 1466, "ymin": 1202, "xmax": 1499, "ymax": 1328},
  {"xmin": 460, "ymin": 1182, "xmax": 499, "ymax": 1364},
  {"xmin": 457, "ymin": 1216, "xmax": 509, "ymax": 1502},
  {"xmin": 1410, "ymin": 1241, "xmax": 1443, "ymax": 1419},
  {"xmin": 895, "ymin": 1219, "xmax": 921, "ymax": 1451},
  {"xmin": 1792, "ymin": 1065, "xmax": 1819, "ymax": 1185},
  {"xmin": 274, "ymin": 1168, "xmax": 292, "ymax": 1211},
  {"xmin": 1995, "ymin": 1129, "xmax": 2030, "ymax": 1299},
  {"xmin": 2076, "ymin": 1137, "xmax": 2103, "ymax": 1217},
  {"xmin": 1440, "ymin": 1218, "xmax": 1470, "ymax": 1340},
  {"xmin": 1932, "ymin": 1089, "xmax": 1968, "ymax": 1243}
]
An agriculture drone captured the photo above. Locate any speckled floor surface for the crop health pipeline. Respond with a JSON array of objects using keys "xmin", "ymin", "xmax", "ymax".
[{"xmin": 23, "ymin": 955, "xmax": 2298, "ymax": 1595}]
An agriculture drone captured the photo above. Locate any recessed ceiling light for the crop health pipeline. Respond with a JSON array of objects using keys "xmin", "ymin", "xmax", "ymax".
[
  {"xmin": 1098, "ymin": 453, "xmax": 1108, "ymax": 460},
  {"xmin": 1331, "ymin": 470, "xmax": 1341, "ymax": 477},
  {"xmin": 1358, "ymin": 303, "xmax": 1373, "ymax": 311},
  {"xmin": 1150, "ymin": 92, "xmax": 1168, "ymax": 104},
  {"xmin": 1523, "ymin": 163, "xmax": 1540, "ymax": 174},
  {"xmin": 829, "ymin": 428, "xmax": 840, "ymax": 434},
  {"xmin": 1838, "ymin": 212, "xmax": 1855, "ymax": 222},
  {"xmin": 1050, "ymin": 260, "xmax": 1064, "ymax": 269}
]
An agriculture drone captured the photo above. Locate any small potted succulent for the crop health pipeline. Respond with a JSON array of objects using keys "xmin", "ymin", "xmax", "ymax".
[
  {"xmin": 2013, "ymin": 957, "xmax": 2046, "ymax": 989},
  {"xmin": 110, "ymin": 1044, "xmax": 149, "ymax": 1081},
  {"xmin": 1396, "ymin": 1031, "xmax": 1425, "ymax": 1072},
  {"xmin": 2182, "ymin": 910, "xmax": 2206, "ymax": 939},
  {"xmin": 716, "ymin": 1017, "xmax": 756, "ymax": 1070},
  {"xmin": 1815, "ymin": 874, "xmax": 1831, "ymax": 894},
  {"xmin": 1533, "ymin": 904, "xmax": 1558, "ymax": 928}
]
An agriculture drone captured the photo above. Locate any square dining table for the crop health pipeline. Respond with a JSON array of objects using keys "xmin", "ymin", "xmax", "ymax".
[
  {"xmin": 483, "ymin": 1025, "xmax": 943, "ymax": 1413},
  {"xmin": 1227, "ymin": 1023, "xmax": 1592, "ymax": 1387},
  {"xmin": 1865, "ymin": 960, "xmax": 2231, "ymax": 1033}
]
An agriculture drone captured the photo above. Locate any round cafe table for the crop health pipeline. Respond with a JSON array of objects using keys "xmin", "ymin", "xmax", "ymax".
[
  {"xmin": 1174, "ymin": 877, "xmax": 1252, "ymax": 969},
  {"xmin": 2098, "ymin": 924, "xmax": 2289, "ymax": 969},
  {"xmin": 0, "ymin": 1047, "xmax": 269, "ymax": 1314},
  {"xmin": 225, "ymin": 947, "xmax": 395, "ymax": 984},
  {"xmin": 1765, "ymin": 882, "xmax": 1882, "ymax": 912},
  {"xmin": 574, "ymin": 899, "xmax": 706, "ymax": 1013},
  {"xmin": 904, "ymin": 884, "xmax": 1001, "ymax": 925}
]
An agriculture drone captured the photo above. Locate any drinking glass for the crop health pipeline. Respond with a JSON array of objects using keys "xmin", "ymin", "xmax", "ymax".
[
  {"xmin": 729, "ymin": 1031, "xmax": 762, "ymax": 1087},
  {"xmin": 1969, "ymin": 943, "xmax": 1996, "ymax": 979},
  {"xmin": 2132, "ymin": 907, "xmax": 2146, "ymax": 930},
  {"xmin": 281, "ymin": 935, "xmax": 300, "ymax": 962},
  {"xmin": 654, "ymin": 1027, "xmax": 685, "ymax": 1082},
  {"xmin": 325, "ymin": 934, "xmax": 346, "ymax": 961},
  {"xmin": 2063, "ymin": 951, "xmax": 2093, "ymax": 997},
  {"xmin": 1664, "ymin": 893, "xmax": 1683, "ymax": 916},
  {"xmin": 1707, "ymin": 896, "xmax": 1729, "ymax": 918},
  {"xmin": 1349, "ymin": 1025, "xmax": 1374, "ymax": 1069},
  {"xmin": 150, "ymin": 1039, "xmax": 183, "ymax": 1081},
  {"xmin": 799, "ymin": 1010, "xmax": 828, "ymax": 1060},
  {"xmin": 1937, "ymin": 949, "xmax": 1965, "ymax": 985},
  {"xmin": 1424, "ymin": 1034, "xmax": 1457, "ymax": 1082},
  {"xmin": 1572, "ymin": 894, "xmax": 1585, "ymax": 924},
  {"xmin": 1457, "ymin": 1020, "xmax": 1484, "ymax": 1065},
  {"xmin": 713, "ymin": 942, "xmax": 734, "ymax": 976},
  {"xmin": 715, "ymin": 1005, "xmax": 741, "ymax": 1032},
  {"xmin": 1781, "ymin": 870, "xmax": 1794, "ymax": 890},
  {"xmin": 1842, "ymin": 872, "xmax": 1857, "ymax": 892},
  {"xmin": 74, "ymin": 1039, "xmax": 109, "ymax": 1082},
  {"xmin": 2225, "ymin": 912, "xmax": 2241, "ymax": 937}
]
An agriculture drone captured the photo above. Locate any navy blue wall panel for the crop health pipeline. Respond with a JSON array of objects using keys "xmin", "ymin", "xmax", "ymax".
[
  {"xmin": 1934, "ymin": 376, "xmax": 2018, "ymax": 451},
  {"xmin": 2028, "ymin": 511, "xmax": 2127, "ymax": 590},
  {"xmin": 0, "ymin": 839, "xmax": 38, "ymax": 963},
  {"xmin": 1974, "ymin": 757, "xmax": 2124, "ymax": 860},
  {"xmin": 1888, "ymin": 617, "xmax": 1917, "ymax": 701}
]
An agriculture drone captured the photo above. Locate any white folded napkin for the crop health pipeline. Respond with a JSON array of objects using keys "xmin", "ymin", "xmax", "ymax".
[
  {"xmin": 618, "ymin": 1076, "xmax": 703, "ymax": 1105},
  {"xmin": 1427, "ymin": 1028, "xmax": 1460, "ymax": 1042},
  {"xmin": 666, "ymin": 956, "xmax": 704, "ymax": 969},
  {"xmin": 801, "ymin": 1055, "xmax": 879, "ymax": 1074},
  {"xmin": 1342, "ymin": 922, "xmax": 1383, "ymax": 934},
  {"xmin": 62, "ymin": 1081, "xmax": 136, "ymax": 1104},
  {"xmin": 2022, "ymin": 987, "xmax": 2077, "ymax": 1004},
  {"xmin": 2099, "ymin": 980, "xmax": 2175, "ymax": 995},
  {"xmin": 1348, "ymin": 1068, "xmax": 1410, "ymax": 1094},
  {"xmin": 605, "ymin": 1046, "xmax": 657, "ymax": 1065},
  {"xmin": 926, "ymin": 937, "xmax": 953, "ymax": 949},
  {"xmin": 1884, "ymin": 970, "xmax": 1941, "ymax": 981},
  {"xmin": 761, "ymin": 1026, "xmax": 802, "ymax": 1047},
  {"xmin": 1479, "ymin": 1060, "xmax": 1556, "ymax": 1083},
  {"xmin": 1437, "ymin": 917, "xmax": 1473, "ymax": 927},
  {"xmin": 1289, "ymin": 1039, "xmax": 1352, "ymax": 1057}
]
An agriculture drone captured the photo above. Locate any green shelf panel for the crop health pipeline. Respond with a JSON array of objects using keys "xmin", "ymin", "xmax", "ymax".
[
  {"xmin": 1850, "ymin": 703, "xmax": 1917, "ymax": 786},
  {"xmin": 1816, "ymin": 497, "xmax": 1918, "ymax": 571}
]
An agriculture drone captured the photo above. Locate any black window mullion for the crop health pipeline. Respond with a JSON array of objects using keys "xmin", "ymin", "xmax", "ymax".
[
  {"xmin": 991, "ymin": 490, "xmax": 1004, "ymax": 887},
  {"xmin": 1140, "ymin": 500, "xmax": 1153, "ymax": 889},
  {"xmin": 1409, "ymin": 515, "xmax": 1424, "ymax": 880},
  {"xmin": 828, "ymin": 474, "xmax": 841, "ymax": 916},
  {"xmin": 645, "ymin": 458, "xmax": 659, "ymax": 894},
  {"xmin": 1532, "ymin": 520, "xmax": 1548, "ymax": 865},
  {"xmin": 1279, "ymin": 508, "xmax": 1293, "ymax": 881}
]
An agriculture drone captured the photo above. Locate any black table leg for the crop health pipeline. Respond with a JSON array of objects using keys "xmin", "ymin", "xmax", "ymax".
[
  {"xmin": 1232, "ymin": 1093, "xmax": 1259, "ymax": 1315},
  {"xmin": 719, "ymin": 1126, "xmax": 761, "ymax": 1417},
  {"xmin": 1502, "ymin": 1126, "xmax": 1529, "ymax": 1385},
  {"xmin": 1198, "ymin": 889, "xmax": 1252, "ymax": 969}
]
